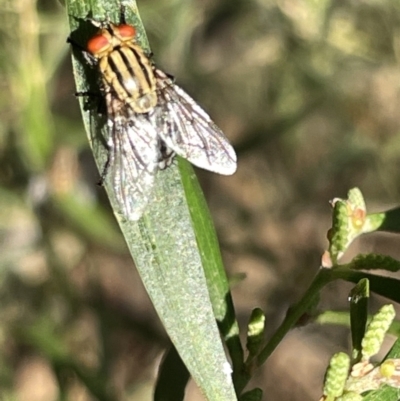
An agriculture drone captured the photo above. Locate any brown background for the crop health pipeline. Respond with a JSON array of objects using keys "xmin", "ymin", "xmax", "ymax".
[{"xmin": 0, "ymin": 0, "xmax": 400, "ymax": 399}]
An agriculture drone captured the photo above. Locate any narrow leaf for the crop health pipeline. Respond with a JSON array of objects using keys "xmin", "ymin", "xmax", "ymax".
[{"xmin": 65, "ymin": 1, "xmax": 237, "ymax": 400}]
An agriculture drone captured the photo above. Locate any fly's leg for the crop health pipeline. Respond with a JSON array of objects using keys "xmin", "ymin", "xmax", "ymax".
[
  {"xmin": 75, "ymin": 91, "xmax": 106, "ymax": 116},
  {"xmin": 98, "ymin": 150, "xmax": 112, "ymax": 186},
  {"xmin": 66, "ymin": 36, "xmax": 84, "ymax": 50},
  {"xmin": 68, "ymin": 23, "xmax": 114, "ymax": 188},
  {"xmin": 157, "ymin": 140, "xmax": 175, "ymax": 169},
  {"xmin": 97, "ymin": 124, "xmax": 114, "ymax": 186},
  {"xmin": 75, "ymin": 90, "xmax": 103, "ymax": 103},
  {"xmin": 96, "ymin": 90, "xmax": 122, "ymax": 186},
  {"xmin": 75, "ymin": 91, "xmax": 101, "ymax": 97},
  {"xmin": 119, "ymin": 5, "xmax": 127, "ymax": 24},
  {"xmin": 67, "ymin": 36, "xmax": 97, "ymax": 65},
  {"xmin": 165, "ymin": 72, "xmax": 175, "ymax": 81}
]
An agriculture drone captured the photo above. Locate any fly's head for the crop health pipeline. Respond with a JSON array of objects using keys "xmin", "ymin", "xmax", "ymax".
[{"xmin": 87, "ymin": 24, "xmax": 137, "ymax": 59}]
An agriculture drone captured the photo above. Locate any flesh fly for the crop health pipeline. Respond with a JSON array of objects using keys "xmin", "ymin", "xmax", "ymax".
[{"xmin": 80, "ymin": 22, "xmax": 237, "ymax": 221}]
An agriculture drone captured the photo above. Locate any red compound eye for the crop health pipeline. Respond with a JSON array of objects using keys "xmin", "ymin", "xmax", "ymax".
[
  {"xmin": 115, "ymin": 24, "xmax": 136, "ymax": 40},
  {"xmin": 87, "ymin": 33, "xmax": 111, "ymax": 55}
]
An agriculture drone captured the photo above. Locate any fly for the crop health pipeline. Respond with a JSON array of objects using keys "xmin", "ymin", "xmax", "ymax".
[{"xmin": 77, "ymin": 21, "xmax": 237, "ymax": 221}]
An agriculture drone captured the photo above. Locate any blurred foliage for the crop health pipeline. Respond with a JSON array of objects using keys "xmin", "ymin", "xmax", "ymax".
[{"xmin": 1, "ymin": 0, "xmax": 400, "ymax": 400}]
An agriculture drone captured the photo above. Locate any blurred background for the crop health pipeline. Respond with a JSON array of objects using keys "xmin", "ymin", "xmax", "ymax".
[{"xmin": 1, "ymin": 0, "xmax": 400, "ymax": 399}]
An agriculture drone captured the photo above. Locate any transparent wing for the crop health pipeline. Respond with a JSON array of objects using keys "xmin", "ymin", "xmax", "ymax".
[
  {"xmin": 153, "ymin": 69, "xmax": 237, "ymax": 175},
  {"xmin": 104, "ymin": 97, "xmax": 159, "ymax": 221}
]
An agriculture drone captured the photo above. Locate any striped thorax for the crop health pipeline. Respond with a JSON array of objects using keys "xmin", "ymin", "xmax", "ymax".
[{"xmin": 87, "ymin": 24, "xmax": 157, "ymax": 113}]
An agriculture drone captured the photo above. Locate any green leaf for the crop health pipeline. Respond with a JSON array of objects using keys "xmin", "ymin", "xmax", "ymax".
[
  {"xmin": 334, "ymin": 269, "xmax": 400, "ymax": 305},
  {"xmin": 361, "ymin": 305, "xmax": 395, "ymax": 360},
  {"xmin": 323, "ymin": 352, "xmax": 350, "ymax": 398},
  {"xmin": 65, "ymin": 1, "xmax": 238, "ymax": 400},
  {"xmin": 371, "ymin": 207, "xmax": 400, "ymax": 234},
  {"xmin": 351, "ymin": 254, "xmax": 400, "ymax": 273},
  {"xmin": 239, "ymin": 388, "xmax": 263, "ymax": 401},
  {"xmin": 154, "ymin": 346, "xmax": 190, "ymax": 401},
  {"xmin": 363, "ymin": 386, "xmax": 400, "ymax": 401},
  {"xmin": 179, "ymin": 159, "xmax": 244, "ymax": 376},
  {"xmin": 246, "ymin": 308, "xmax": 265, "ymax": 357},
  {"xmin": 349, "ymin": 279, "xmax": 369, "ymax": 361},
  {"xmin": 326, "ymin": 188, "xmax": 367, "ymax": 265}
]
